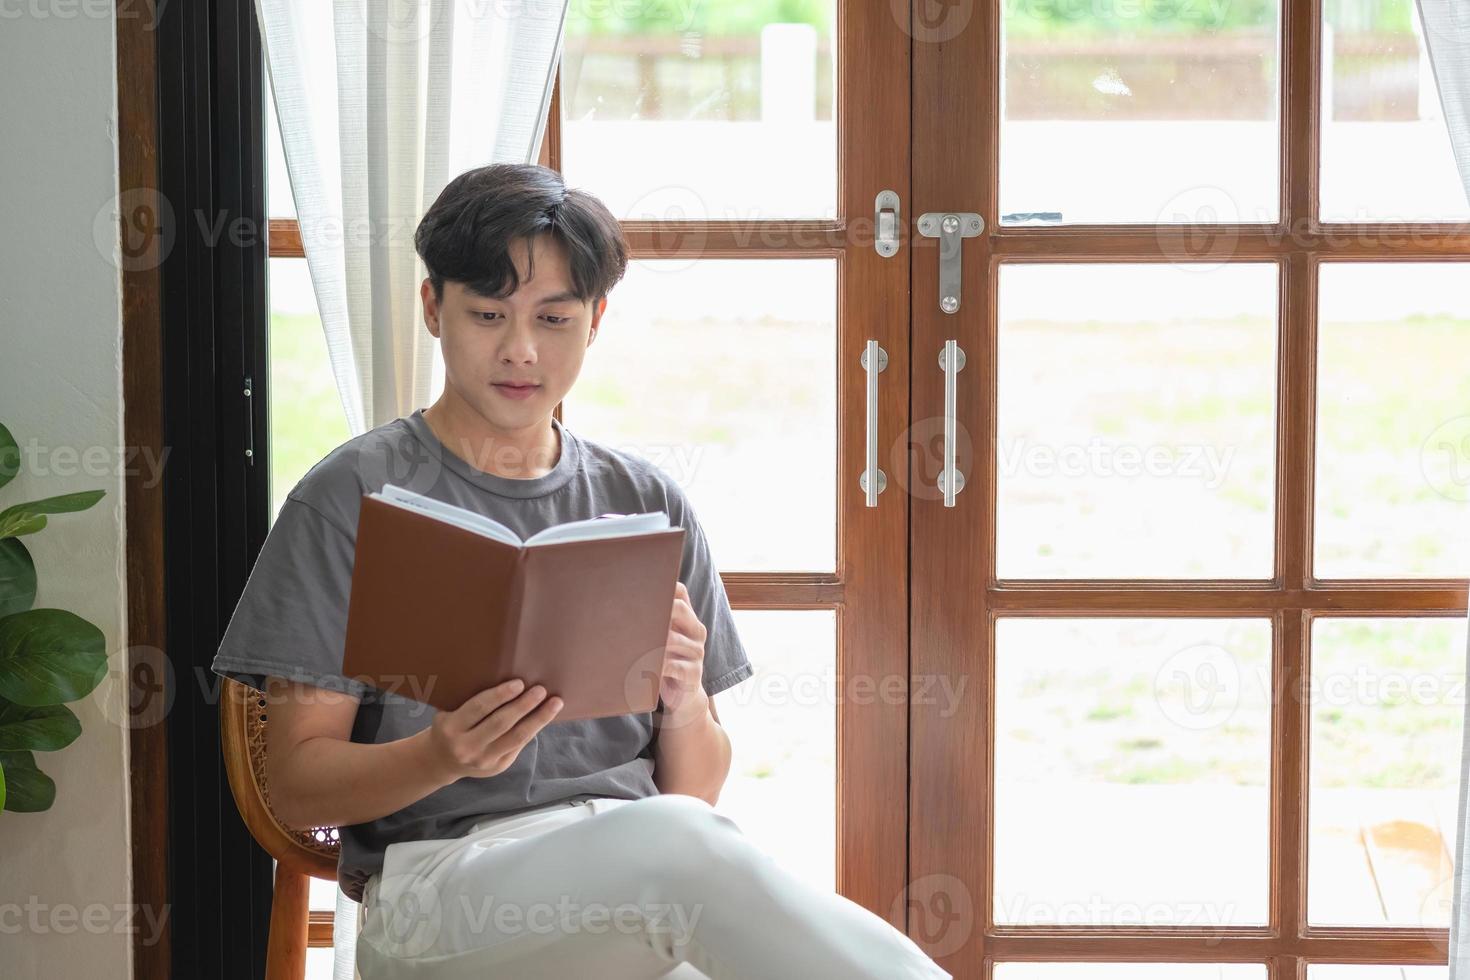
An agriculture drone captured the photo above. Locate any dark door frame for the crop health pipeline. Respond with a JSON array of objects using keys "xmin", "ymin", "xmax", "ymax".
[{"xmin": 120, "ymin": 0, "xmax": 275, "ymax": 976}]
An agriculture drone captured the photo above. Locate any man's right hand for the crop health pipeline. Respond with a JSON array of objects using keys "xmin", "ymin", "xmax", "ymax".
[{"xmin": 423, "ymin": 679, "xmax": 564, "ymax": 782}]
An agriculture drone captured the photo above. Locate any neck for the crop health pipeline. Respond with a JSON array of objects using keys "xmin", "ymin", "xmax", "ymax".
[{"xmin": 421, "ymin": 392, "xmax": 560, "ymax": 480}]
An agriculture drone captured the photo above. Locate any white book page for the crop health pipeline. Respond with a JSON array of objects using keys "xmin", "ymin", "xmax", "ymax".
[
  {"xmin": 372, "ymin": 484, "xmax": 523, "ymax": 546},
  {"xmin": 524, "ymin": 511, "xmax": 670, "ymax": 546}
]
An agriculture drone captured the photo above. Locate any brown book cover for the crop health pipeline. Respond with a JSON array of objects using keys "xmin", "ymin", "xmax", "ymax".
[{"xmin": 341, "ymin": 492, "xmax": 686, "ymax": 721}]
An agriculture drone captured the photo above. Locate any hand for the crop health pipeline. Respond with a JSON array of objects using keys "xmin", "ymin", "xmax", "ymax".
[
  {"xmin": 423, "ymin": 678, "xmax": 562, "ymax": 782},
  {"xmin": 659, "ymin": 581, "xmax": 711, "ymax": 726}
]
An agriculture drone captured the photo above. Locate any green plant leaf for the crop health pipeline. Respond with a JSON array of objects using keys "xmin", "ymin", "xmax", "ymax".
[
  {"xmin": 0, "ymin": 490, "xmax": 105, "ymax": 539},
  {"xmin": 0, "ymin": 538, "xmax": 36, "ymax": 618},
  {"xmin": 0, "ymin": 751, "xmax": 55, "ymax": 812},
  {"xmin": 0, "ymin": 424, "xmax": 17, "ymax": 493},
  {"xmin": 0, "ymin": 698, "xmax": 80, "ymax": 752},
  {"xmin": 0, "ymin": 610, "xmax": 107, "ymax": 706},
  {"xmin": 0, "ymin": 513, "xmax": 46, "ymax": 538}
]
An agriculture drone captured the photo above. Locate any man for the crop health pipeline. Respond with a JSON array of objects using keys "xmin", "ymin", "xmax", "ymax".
[{"xmin": 211, "ymin": 162, "xmax": 951, "ymax": 979}]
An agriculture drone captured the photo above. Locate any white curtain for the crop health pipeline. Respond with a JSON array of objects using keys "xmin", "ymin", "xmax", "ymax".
[
  {"xmin": 255, "ymin": 0, "xmax": 568, "ymax": 437},
  {"xmin": 253, "ymin": 1, "xmax": 568, "ymax": 976},
  {"xmin": 1420, "ymin": 2, "xmax": 1470, "ymax": 973},
  {"xmin": 1417, "ymin": 1, "xmax": 1470, "ymax": 210}
]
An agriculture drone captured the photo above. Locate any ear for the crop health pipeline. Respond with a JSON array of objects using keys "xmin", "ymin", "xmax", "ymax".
[
  {"xmin": 421, "ymin": 278, "xmax": 441, "ymax": 338},
  {"xmin": 588, "ymin": 295, "xmax": 607, "ymax": 347}
]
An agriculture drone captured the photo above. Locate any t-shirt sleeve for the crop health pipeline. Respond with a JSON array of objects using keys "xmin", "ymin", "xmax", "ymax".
[
  {"xmin": 673, "ymin": 492, "xmax": 754, "ymax": 699},
  {"xmin": 210, "ymin": 496, "xmax": 375, "ymax": 700}
]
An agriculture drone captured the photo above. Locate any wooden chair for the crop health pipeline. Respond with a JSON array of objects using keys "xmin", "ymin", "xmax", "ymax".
[{"xmin": 220, "ymin": 677, "xmax": 344, "ymax": 980}]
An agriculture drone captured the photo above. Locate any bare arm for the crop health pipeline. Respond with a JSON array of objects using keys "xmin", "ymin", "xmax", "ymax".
[
  {"xmin": 263, "ymin": 676, "xmax": 564, "ymax": 831},
  {"xmin": 652, "ymin": 692, "xmax": 732, "ymax": 806},
  {"xmin": 650, "ymin": 582, "xmax": 735, "ymax": 805}
]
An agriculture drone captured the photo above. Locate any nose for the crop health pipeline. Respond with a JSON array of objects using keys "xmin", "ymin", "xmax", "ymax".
[{"xmin": 497, "ymin": 319, "xmax": 538, "ymax": 365}]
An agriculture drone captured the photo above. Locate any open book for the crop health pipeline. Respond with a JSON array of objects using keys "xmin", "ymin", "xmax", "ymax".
[{"xmin": 342, "ymin": 483, "xmax": 686, "ymax": 720}]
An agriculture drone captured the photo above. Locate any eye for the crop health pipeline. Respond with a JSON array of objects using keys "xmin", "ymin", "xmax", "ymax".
[
  {"xmin": 543, "ymin": 315, "xmax": 571, "ymax": 326},
  {"xmin": 475, "ymin": 311, "xmax": 500, "ymax": 322}
]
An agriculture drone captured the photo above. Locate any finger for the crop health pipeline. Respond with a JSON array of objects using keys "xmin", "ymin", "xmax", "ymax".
[
  {"xmin": 465, "ymin": 684, "xmax": 548, "ymax": 741},
  {"xmin": 497, "ymin": 693, "xmax": 564, "ymax": 750},
  {"xmin": 669, "ymin": 596, "xmax": 698, "ymax": 628},
  {"xmin": 662, "ymin": 633, "xmax": 704, "ymax": 666},
  {"xmin": 662, "ymin": 660, "xmax": 700, "ymax": 687},
  {"xmin": 450, "ymin": 678, "xmax": 527, "ymax": 728},
  {"xmin": 669, "ymin": 607, "xmax": 706, "ymax": 642}
]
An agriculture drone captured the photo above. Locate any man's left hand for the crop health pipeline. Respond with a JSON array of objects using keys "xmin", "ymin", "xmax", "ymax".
[{"xmin": 659, "ymin": 581, "xmax": 710, "ymax": 725}]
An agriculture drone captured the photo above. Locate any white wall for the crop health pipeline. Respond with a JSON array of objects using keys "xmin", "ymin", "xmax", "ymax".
[{"xmin": 0, "ymin": 5, "xmax": 134, "ymax": 978}]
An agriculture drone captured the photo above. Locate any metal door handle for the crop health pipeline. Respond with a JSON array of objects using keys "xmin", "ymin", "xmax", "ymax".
[
  {"xmin": 859, "ymin": 339, "xmax": 888, "ymax": 506},
  {"xmin": 938, "ymin": 340, "xmax": 966, "ymax": 507}
]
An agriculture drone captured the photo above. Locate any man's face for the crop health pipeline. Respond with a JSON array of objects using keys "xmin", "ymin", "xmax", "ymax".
[{"xmin": 421, "ymin": 235, "xmax": 604, "ymax": 432}]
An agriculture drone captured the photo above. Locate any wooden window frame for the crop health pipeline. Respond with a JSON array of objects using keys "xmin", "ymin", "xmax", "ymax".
[
  {"xmin": 257, "ymin": 0, "xmax": 1470, "ymax": 971},
  {"xmin": 907, "ymin": 0, "xmax": 1470, "ymax": 976}
]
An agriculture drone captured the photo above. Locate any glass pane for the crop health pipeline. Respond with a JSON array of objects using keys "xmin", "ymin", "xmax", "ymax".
[
  {"xmin": 1314, "ymin": 263, "xmax": 1470, "ymax": 578},
  {"xmin": 266, "ymin": 75, "xmax": 296, "ymax": 219},
  {"xmin": 996, "ymin": 263, "xmax": 1277, "ymax": 579},
  {"xmin": 564, "ymin": 259, "xmax": 836, "ymax": 571},
  {"xmin": 305, "ymin": 947, "xmax": 337, "ymax": 979},
  {"xmin": 1308, "ymin": 968, "xmax": 1449, "ymax": 980},
  {"xmin": 561, "ymin": 1, "xmax": 836, "ymax": 220},
  {"xmin": 1000, "ymin": 1, "xmax": 1280, "ymax": 225},
  {"xmin": 267, "ymin": 258, "xmax": 352, "ymax": 521},
  {"xmin": 994, "ymin": 618, "xmax": 1272, "ymax": 926},
  {"xmin": 1308, "ymin": 618, "xmax": 1466, "ymax": 927},
  {"xmin": 1320, "ymin": 0, "xmax": 1470, "ymax": 222},
  {"xmin": 309, "ymin": 875, "xmax": 339, "ymax": 913},
  {"xmin": 997, "ymin": 966, "xmax": 1267, "ymax": 980},
  {"xmin": 715, "ymin": 610, "xmax": 836, "ymax": 894}
]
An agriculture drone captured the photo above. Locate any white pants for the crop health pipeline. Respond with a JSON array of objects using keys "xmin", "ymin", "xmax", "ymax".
[{"xmin": 357, "ymin": 793, "xmax": 952, "ymax": 980}]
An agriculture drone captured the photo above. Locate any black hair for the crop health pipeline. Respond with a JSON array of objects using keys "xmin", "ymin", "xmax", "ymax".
[{"xmin": 413, "ymin": 163, "xmax": 629, "ymax": 306}]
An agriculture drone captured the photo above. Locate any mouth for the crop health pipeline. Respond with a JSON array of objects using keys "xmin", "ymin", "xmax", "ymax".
[{"xmin": 492, "ymin": 381, "xmax": 541, "ymax": 400}]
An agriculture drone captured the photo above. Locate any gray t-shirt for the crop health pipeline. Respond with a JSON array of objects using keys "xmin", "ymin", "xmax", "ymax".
[{"xmin": 210, "ymin": 408, "xmax": 754, "ymax": 902}]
